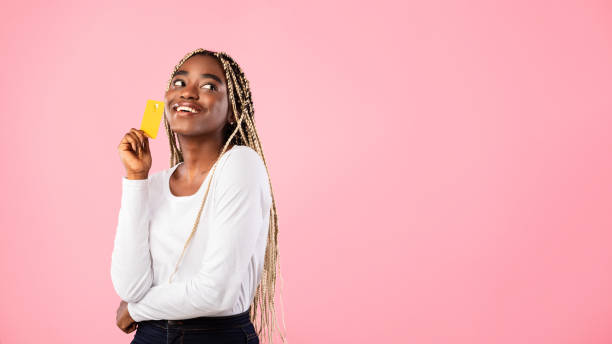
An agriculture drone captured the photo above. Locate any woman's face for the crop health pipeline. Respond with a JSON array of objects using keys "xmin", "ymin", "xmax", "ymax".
[{"xmin": 164, "ymin": 54, "xmax": 231, "ymax": 137}]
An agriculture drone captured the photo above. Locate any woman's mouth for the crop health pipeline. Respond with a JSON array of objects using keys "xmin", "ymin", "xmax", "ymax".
[{"xmin": 172, "ymin": 103, "xmax": 203, "ymax": 116}]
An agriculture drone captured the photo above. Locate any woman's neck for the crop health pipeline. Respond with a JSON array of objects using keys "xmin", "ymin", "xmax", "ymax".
[{"xmin": 176, "ymin": 138, "xmax": 233, "ymax": 182}]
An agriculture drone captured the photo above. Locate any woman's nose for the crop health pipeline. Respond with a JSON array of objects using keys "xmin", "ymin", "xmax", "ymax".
[{"xmin": 180, "ymin": 83, "xmax": 199, "ymax": 99}]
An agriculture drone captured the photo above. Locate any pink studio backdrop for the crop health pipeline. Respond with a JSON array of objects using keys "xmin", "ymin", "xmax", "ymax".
[{"xmin": 1, "ymin": 0, "xmax": 611, "ymax": 343}]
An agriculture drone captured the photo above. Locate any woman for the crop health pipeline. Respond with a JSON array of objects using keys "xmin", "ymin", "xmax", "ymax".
[{"xmin": 111, "ymin": 49, "xmax": 286, "ymax": 344}]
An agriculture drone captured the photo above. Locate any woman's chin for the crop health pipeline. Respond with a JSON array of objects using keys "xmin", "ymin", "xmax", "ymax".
[{"xmin": 170, "ymin": 125, "xmax": 216, "ymax": 137}]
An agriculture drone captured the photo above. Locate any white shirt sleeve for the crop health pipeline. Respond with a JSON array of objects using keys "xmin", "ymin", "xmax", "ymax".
[
  {"xmin": 126, "ymin": 150, "xmax": 269, "ymax": 322},
  {"xmin": 110, "ymin": 177, "xmax": 154, "ymax": 303}
]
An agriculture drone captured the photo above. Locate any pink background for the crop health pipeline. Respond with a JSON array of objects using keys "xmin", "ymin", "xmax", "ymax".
[{"xmin": 1, "ymin": 0, "xmax": 611, "ymax": 343}]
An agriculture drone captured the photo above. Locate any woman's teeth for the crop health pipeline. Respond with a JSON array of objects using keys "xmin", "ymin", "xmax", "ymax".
[{"xmin": 176, "ymin": 106, "xmax": 199, "ymax": 113}]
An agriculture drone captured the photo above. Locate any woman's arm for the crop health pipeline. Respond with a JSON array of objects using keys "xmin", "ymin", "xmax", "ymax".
[
  {"xmin": 126, "ymin": 148, "xmax": 271, "ymax": 322},
  {"xmin": 110, "ymin": 176, "xmax": 154, "ymax": 303}
]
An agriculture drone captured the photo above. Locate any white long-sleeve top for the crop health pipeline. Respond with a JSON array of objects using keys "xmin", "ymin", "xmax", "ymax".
[{"xmin": 110, "ymin": 145, "xmax": 272, "ymax": 322}]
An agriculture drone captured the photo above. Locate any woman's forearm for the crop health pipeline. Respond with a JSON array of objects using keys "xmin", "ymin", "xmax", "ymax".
[{"xmin": 110, "ymin": 176, "xmax": 154, "ymax": 303}]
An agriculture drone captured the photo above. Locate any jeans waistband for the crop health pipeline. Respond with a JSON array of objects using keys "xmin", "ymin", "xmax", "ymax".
[{"xmin": 140, "ymin": 306, "xmax": 252, "ymax": 330}]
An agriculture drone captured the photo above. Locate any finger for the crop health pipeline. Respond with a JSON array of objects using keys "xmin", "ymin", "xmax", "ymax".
[
  {"xmin": 130, "ymin": 129, "xmax": 146, "ymax": 155},
  {"xmin": 127, "ymin": 323, "xmax": 137, "ymax": 333},
  {"xmin": 125, "ymin": 132, "xmax": 140, "ymax": 155},
  {"xmin": 139, "ymin": 129, "xmax": 150, "ymax": 138},
  {"xmin": 143, "ymin": 133, "xmax": 150, "ymax": 152},
  {"xmin": 140, "ymin": 130, "xmax": 149, "ymax": 152},
  {"xmin": 123, "ymin": 322, "xmax": 136, "ymax": 333},
  {"xmin": 128, "ymin": 130, "xmax": 143, "ymax": 151},
  {"xmin": 120, "ymin": 322, "xmax": 129, "ymax": 333},
  {"xmin": 130, "ymin": 128, "xmax": 145, "ymax": 142},
  {"xmin": 130, "ymin": 128, "xmax": 143, "ymax": 142},
  {"xmin": 122, "ymin": 133, "xmax": 136, "ymax": 152},
  {"xmin": 131, "ymin": 129, "xmax": 146, "ymax": 152},
  {"xmin": 118, "ymin": 134, "xmax": 134, "ymax": 151},
  {"xmin": 141, "ymin": 130, "xmax": 150, "ymax": 150},
  {"xmin": 117, "ymin": 139, "xmax": 132, "ymax": 152}
]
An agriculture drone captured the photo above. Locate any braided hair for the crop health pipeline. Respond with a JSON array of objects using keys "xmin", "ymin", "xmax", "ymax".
[{"xmin": 162, "ymin": 48, "xmax": 287, "ymax": 344}]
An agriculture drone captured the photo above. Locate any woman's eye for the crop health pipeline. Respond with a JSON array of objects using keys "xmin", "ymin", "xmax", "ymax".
[
  {"xmin": 202, "ymin": 83, "xmax": 216, "ymax": 91},
  {"xmin": 172, "ymin": 79, "xmax": 215, "ymax": 91}
]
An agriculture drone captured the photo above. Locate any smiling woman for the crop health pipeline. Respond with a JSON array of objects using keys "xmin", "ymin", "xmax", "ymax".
[
  {"xmin": 170, "ymin": 71, "xmax": 221, "ymax": 115},
  {"xmin": 112, "ymin": 49, "xmax": 287, "ymax": 344}
]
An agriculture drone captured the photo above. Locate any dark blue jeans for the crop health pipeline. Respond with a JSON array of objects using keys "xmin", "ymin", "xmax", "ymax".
[{"xmin": 130, "ymin": 307, "xmax": 259, "ymax": 344}]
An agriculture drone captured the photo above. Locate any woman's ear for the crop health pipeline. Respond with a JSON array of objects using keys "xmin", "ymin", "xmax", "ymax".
[{"xmin": 226, "ymin": 106, "xmax": 235, "ymax": 123}]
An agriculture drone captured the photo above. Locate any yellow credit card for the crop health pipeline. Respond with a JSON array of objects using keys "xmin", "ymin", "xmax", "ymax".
[{"xmin": 140, "ymin": 100, "xmax": 165, "ymax": 138}]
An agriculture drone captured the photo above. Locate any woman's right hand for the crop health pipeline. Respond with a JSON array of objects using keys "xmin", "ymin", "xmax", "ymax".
[{"xmin": 118, "ymin": 128, "xmax": 152, "ymax": 179}]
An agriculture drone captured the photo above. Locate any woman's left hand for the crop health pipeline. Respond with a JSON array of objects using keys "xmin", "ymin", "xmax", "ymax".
[{"xmin": 116, "ymin": 300, "xmax": 137, "ymax": 333}]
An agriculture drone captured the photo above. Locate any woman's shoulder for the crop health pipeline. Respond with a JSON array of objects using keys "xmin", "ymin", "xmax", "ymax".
[
  {"xmin": 217, "ymin": 145, "xmax": 268, "ymax": 186},
  {"xmin": 227, "ymin": 145, "xmax": 264, "ymax": 164}
]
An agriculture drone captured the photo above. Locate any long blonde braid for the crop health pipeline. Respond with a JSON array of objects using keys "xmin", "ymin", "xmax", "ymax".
[{"xmin": 162, "ymin": 49, "xmax": 288, "ymax": 344}]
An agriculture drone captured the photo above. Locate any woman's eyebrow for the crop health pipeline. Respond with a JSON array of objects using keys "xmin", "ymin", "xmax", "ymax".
[{"xmin": 174, "ymin": 70, "xmax": 223, "ymax": 83}]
